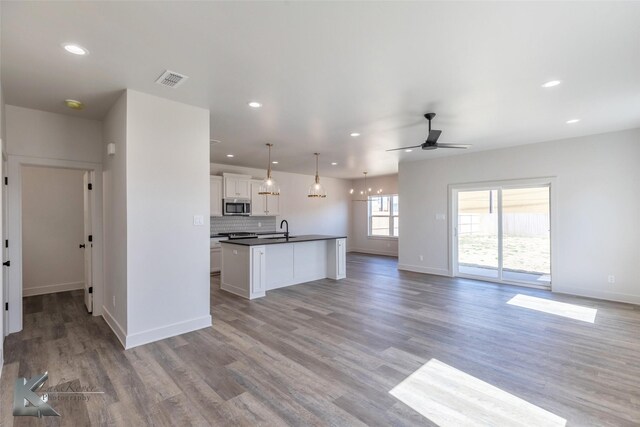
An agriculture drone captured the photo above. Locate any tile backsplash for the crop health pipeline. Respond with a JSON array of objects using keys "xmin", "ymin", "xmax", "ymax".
[{"xmin": 211, "ymin": 216, "xmax": 277, "ymax": 234}]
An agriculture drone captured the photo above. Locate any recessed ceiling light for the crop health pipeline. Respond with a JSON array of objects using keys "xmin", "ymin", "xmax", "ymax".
[
  {"xmin": 226, "ymin": 154, "xmax": 234, "ymax": 158},
  {"xmin": 64, "ymin": 99, "xmax": 85, "ymax": 110},
  {"xmin": 566, "ymin": 119, "xmax": 580, "ymax": 124},
  {"xmin": 331, "ymin": 162, "xmax": 338, "ymax": 166},
  {"xmin": 62, "ymin": 44, "xmax": 89, "ymax": 55},
  {"xmin": 350, "ymin": 132, "xmax": 360, "ymax": 137},
  {"xmin": 272, "ymin": 161, "xmax": 278, "ymax": 164},
  {"xmin": 541, "ymin": 80, "xmax": 561, "ymax": 88},
  {"xmin": 248, "ymin": 101, "xmax": 262, "ymax": 108},
  {"xmin": 405, "ymin": 149, "xmax": 413, "ymax": 152}
]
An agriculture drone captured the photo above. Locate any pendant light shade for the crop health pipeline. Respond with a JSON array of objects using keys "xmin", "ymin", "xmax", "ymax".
[
  {"xmin": 258, "ymin": 143, "xmax": 280, "ymax": 196},
  {"xmin": 308, "ymin": 153, "xmax": 327, "ymax": 198}
]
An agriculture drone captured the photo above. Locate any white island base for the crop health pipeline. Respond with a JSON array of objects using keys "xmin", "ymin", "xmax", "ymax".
[{"xmin": 221, "ymin": 237, "xmax": 346, "ymax": 299}]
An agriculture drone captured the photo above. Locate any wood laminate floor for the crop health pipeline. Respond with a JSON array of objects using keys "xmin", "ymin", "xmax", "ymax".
[{"xmin": 1, "ymin": 253, "xmax": 639, "ymax": 426}]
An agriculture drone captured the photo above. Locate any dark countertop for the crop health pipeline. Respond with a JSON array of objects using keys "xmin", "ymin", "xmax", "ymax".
[
  {"xmin": 220, "ymin": 235, "xmax": 347, "ymax": 246},
  {"xmin": 210, "ymin": 231, "xmax": 286, "ymax": 238}
]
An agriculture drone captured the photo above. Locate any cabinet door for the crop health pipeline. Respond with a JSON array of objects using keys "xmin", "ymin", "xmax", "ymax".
[
  {"xmin": 210, "ymin": 177, "xmax": 223, "ymax": 216},
  {"xmin": 266, "ymin": 194, "xmax": 280, "ymax": 216},
  {"xmin": 251, "ymin": 246, "xmax": 266, "ymax": 297},
  {"xmin": 337, "ymin": 238, "xmax": 346, "ymax": 278},
  {"xmin": 250, "ymin": 181, "xmax": 266, "ymax": 216},
  {"xmin": 210, "ymin": 248, "xmax": 221, "ymax": 273},
  {"xmin": 224, "ymin": 177, "xmax": 237, "ymax": 198},
  {"xmin": 236, "ymin": 179, "xmax": 251, "ymax": 198}
]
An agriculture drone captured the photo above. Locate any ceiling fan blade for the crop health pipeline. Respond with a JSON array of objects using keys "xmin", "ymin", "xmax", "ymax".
[
  {"xmin": 437, "ymin": 143, "xmax": 471, "ymax": 149},
  {"xmin": 386, "ymin": 145, "xmax": 422, "ymax": 152}
]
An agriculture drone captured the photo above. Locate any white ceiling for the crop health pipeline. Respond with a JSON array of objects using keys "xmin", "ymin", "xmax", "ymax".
[{"xmin": 2, "ymin": 1, "xmax": 640, "ymax": 178}]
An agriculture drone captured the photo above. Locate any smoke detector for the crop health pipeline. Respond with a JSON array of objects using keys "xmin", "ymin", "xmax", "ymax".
[{"xmin": 155, "ymin": 70, "xmax": 189, "ymax": 88}]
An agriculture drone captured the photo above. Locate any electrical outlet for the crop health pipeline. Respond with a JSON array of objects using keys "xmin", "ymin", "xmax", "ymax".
[
  {"xmin": 258, "ymin": 222, "xmax": 262, "ymax": 227},
  {"xmin": 193, "ymin": 215, "xmax": 205, "ymax": 226},
  {"xmin": 419, "ymin": 255, "xmax": 424, "ymax": 261},
  {"xmin": 608, "ymin": 275, "xmax": 615, "ymax": 284}
]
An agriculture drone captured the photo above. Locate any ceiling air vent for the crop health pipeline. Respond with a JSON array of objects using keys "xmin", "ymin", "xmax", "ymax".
[{"xmin": 155, "ymin": 70, "xmax": 189, "ymax": 88}]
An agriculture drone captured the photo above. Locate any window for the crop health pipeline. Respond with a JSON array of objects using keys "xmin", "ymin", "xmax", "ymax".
[{"xmin": 368, "ymin": 194, "xmax": 399, "ymax": 237}]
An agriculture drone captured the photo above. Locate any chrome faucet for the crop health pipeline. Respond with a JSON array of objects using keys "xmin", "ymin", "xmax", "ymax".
[{"xmin": 280, "ymin": 219, "xmax": 289, "ymax": 239}]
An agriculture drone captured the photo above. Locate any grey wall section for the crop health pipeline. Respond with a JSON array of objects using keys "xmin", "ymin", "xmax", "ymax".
[
  {"xmin": 399, "ymin": 127, "xmax": 640, "ymax": 304},
  {"xmin": 6, "ymin": 105, "xmax": 102, "ymax": 162},
  {"xmin": 22, "ymin": 166, "xmax": 85, "ymax": 295},
  {"xmin": 102, "ymin": 91, "xmax": 128, "ymax": 336}
]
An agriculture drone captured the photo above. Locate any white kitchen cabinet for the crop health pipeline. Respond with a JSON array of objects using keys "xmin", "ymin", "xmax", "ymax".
[
  {"xmin": 251, "ymin": 180, "xmax": 280, "ymax": 216},
  {"xmin": 223, "ymin": 173, "xmax": 251, "ymax": 199},
  {"xmin": 210, "ymin": 247, "xmax": 221, "ymax": 273},
  {"xmin": 210, "ymin": 176, "xmax": 223, "ymax": 217},
  {"xmin": 327, "ymin": 238, "xmax": 346, "ymax": 280}
]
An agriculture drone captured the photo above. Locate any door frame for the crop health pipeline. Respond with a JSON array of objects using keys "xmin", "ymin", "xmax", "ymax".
[
  {"xmin": 6, "ymin": 155, "xmax": 103, "ymax": 334},
  {"xmin": 448, "ymin": 177, "xmax": 557, "ymax": 290}
]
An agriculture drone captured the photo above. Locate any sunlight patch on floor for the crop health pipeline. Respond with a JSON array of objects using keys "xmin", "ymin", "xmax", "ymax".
[
  {"xmin": 507, "ymin": 294, "xmax": 597, "ymax": 323},
  {"xmin": 389, "ymin": 359, "xmax": 566, "ymax": 427}
]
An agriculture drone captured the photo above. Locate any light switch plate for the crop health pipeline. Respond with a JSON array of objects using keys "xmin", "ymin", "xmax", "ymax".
[
  {"xmin": 193, "ymin": 215, "xmax": 205, "ymax": 226},
  {"xmin": 435, "ymin": 213, "xmax": 446, "ymax": 220}
]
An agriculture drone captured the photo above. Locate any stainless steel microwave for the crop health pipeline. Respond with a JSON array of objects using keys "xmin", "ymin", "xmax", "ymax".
[{"xmin": 223, "ymin": 199, "xmax": 251, "ymax": 216}]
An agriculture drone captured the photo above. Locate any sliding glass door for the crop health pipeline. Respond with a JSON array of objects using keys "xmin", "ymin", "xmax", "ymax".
[{"xmin": 454, "ymin": 184, "xmax": 551, "ymax": 287}]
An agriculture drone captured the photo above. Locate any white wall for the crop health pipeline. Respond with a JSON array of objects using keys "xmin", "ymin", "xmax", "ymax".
[
  {"xmin": 6, "ymin": 105, "xmax": 102, "ymax": 163},
  {"xmin": 22, "ymin": 166, "xmax": 84, "ymax": 296},
  {"xmin": 349, "ymin": 174, "xmax": 398, "ymax": 256},
  {"xmin": 399, "ymin": 128, "xmax": 640, "ymax": 304},
  {"xmin": 210, "ymin": 163, "xmax": 352, "ymax": 243},
  {"xmin": 102, "ymin": 91, "xmax": 128, "ymax": 337},
  {"xmin": 125, "ymin": 90, "xmax": 211, "ymax": 347}
]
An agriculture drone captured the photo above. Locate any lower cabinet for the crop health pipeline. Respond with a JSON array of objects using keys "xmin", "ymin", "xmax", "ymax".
[
  {"xmin": 327, "ymin": 238, "xmax": 347, "ymax": 280},
  {"xmin": 210, "ymin": 247, "xmax": 221, "ymax": 273},
  {"xmin": 250, "ymin": 246, "xmax": 266, "ymax": 297}
]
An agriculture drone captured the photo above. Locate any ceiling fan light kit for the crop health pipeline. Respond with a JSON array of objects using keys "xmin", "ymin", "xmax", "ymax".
[
  {"xmin": 258, "ymin": 143, "xmax": 281, "ymax": 196},
  {"xmin": 386, "ymin": 112, "xmax": 472, "ymax": 152},
  {"xmin": 308, "ymin": 153, "xmax": 327, "ymax": 198}
]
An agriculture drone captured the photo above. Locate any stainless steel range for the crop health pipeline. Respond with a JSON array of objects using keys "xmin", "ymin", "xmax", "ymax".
[{"xmin": 219, "ymin": 232, "xmax": 258, "ymax": 240}]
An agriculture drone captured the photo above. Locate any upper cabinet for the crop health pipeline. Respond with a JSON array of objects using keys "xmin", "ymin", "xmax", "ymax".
[
  {"xmin": 223, "ymin": 173, "xmax": 251, "ymax": 199},
  {"xmin": 250, "ymin": 180, "xmax": 280, "ymax": 216},
  {"xmin": 210, "ymin": 176, "xmax": 223, "ymax": 217}
]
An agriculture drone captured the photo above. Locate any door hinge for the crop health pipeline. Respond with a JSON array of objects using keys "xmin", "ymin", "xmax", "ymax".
[
  {"xmin": 88, "ymin": 183, "xmax": 93, "ymax": 190},
  {"xmin": 4, "ymin": 177, "xmax": 7, "ymax": 185},
  {"xmin": 88, "ymin": 286, "xmax": 93, "ymax": 294},
  {"xmin": 88, "ymin": 235, "xmax": 93, "ymax": 242},
  {"xmin": 3, "ymin": 260, "xmax": 10, "ymax": 267},
  {"xmin": 4, "ymin": 239, "xmax": 8, "ymax": 248},
  {"xmin": 5, "ymin": 302, "xmax": 7, "ymax": 311}
]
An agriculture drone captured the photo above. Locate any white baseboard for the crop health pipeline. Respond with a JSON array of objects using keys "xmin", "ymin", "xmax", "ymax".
[
  {"xmin": 124, "ymin": 315, "xmax": 212, "ymax": 349},
  {"xmin": 23, "ymin": 281, "xmax": 84, "ymax": 297},
  {"xmin": 221, "ymin": 282, "xmax": 250, "ymax": 299},
  {"xmin": 101, "ymin": 306, "xmax": 127, "ymax": 348},
  {"xmin": 397, "ymin": 264, "xmax": 452, "ymax": 277},
  {"xmin": 348, "ymin": 248, "xmax": 398, "ymax": 257},
  {"xmin": 554, "ymin": 286, "xmax": 640, "ymax": 306}
]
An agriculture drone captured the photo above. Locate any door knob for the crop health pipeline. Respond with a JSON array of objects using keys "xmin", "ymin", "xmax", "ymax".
[
  {"xmin": 79, "ymin": 244, "xmax": 86, "ymax": 249},
  {"xmin": 3, "ymin": 261, "xmax": 10, "ymax": 267}
]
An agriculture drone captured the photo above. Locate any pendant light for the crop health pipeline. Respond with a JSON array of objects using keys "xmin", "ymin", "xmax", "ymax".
[
  {"xmin": 258, "ymin": 143, "xmax": 280, "ymax": 195},
  {"xmin": 350, "ymin": 171, "xmax": 382, "ymax": 201},
  {"xmin": 308, "ymin": 153, "xmax": 327, "ymax": 198}
]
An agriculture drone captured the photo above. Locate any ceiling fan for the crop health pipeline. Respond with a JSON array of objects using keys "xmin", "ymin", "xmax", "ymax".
[{"xmin": 386, "ymin": 113, "xmax": 471, "ymax": 152}]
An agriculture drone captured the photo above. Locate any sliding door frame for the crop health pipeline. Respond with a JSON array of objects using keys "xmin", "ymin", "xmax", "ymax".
[{"xmin": 449, "ymin": 177, "xmax": 557, "ymax": 291}]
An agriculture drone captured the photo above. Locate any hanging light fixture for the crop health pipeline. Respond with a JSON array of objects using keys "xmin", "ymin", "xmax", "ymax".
[
  {"xmin": 308, "ymin": 153, "xmax": 327, "ymax": 198},
  {"xmin": 258, "ymin": 143, "xmax": 280, "ymax": 195},
  {"xmin": 350, "ymin": 171, "xmax": 381, "ymax": 201}
]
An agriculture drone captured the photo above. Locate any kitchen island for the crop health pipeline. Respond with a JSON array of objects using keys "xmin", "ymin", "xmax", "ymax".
[{"xmin": 220, "ymin": 235, "xmax": 347, "ymax": 299}]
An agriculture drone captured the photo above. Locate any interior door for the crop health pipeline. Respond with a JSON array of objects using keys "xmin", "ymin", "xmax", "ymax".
[
  {"xmin": 83, "ymin": 171, "xmax": 93, "ymax": 313},
  {"xmin": 1, "ymin": 143, "xmax": 6, "ymax": 337}
]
